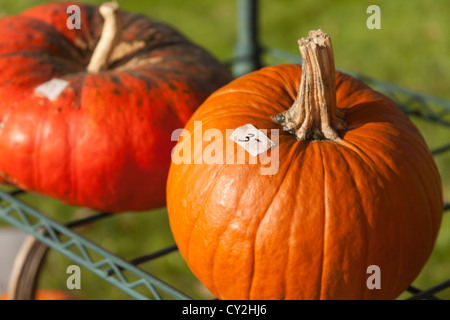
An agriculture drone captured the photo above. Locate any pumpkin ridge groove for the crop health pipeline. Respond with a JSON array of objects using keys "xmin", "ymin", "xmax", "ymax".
[
  {"xmin": 126, "ymin": 70, "xmax": 156, "ymax": 94},
  {"xmin": 70, "ymin": 75, "xmax": 86, "ymax": 205},
  {"xmin": 185, "ymin": 162, "xmax": 230, "ymax": 291},
  {"xmin": 269, "ymin": 66, "xmax": 301, "ymax": 102},
  {"xmin": 329, "ymin": 142, "xmax": 370, "ymax": 299},
  {"xmin": 337, "ymin": 139, "xmax": 394, "ymax": 299},
  {"xmin": 207, "ymin": 88, "xmax": 287, "ymax": 115},
  {"xmin": 193, "ymin": 107, "xmax": 280, "ymax": 126},
  {"xmin": 210, "ymin": 169, "xmax": 255, "ymax": 300},
  {"xmin": 70, "ymin": 74, "xmax": 87, "ymax": 110},
  {"xmin": 249, "ymin": 143, "xmax": 303, "ymax": 299},
  {"xmin": 177, "ymin": 127, "xmax": 244, "ymax": 269},
  {"xmin": 344, "ymin": 133, "xmax": 434, "ymax": 298},
  {"xmin": 33, "ymin": 104, "xmax": 49, "ymax": 192},
  {"xmin": 317, "ymin": 142, "xmax": 327, "ymax": 300},
  {"xmin": 338, "ymin": 140, "xmax": 403, "ymax": 298},
  {"xmin": 205, "ymin": 161, "xmax": 249, "ymax": 298},
  {"xmin": 348, "ymin": 129, "xmax": 441, "ymax": 223},
  {"xmin": 283, "ymin": 144, "xmax": 308, "ymax": 299}
]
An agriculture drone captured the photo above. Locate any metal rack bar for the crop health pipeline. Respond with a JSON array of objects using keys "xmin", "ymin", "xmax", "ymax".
[
  {"xmin": 65, "ymin": 212, "xmax": 111, "ymax": 229},
  {"xmin": 406, "ymin": 286, "xmax": 440, "ymax": 300},
  {"xmin": 0, "ymin": 190, "xmax": 191, "ymax": 300},
  {"xmin": 407, "ymin": 280, "xmax": 450, "ymax": 300},
  {"xmin": 106, "ymin": 244, "xmax": 178, "ymax": 277}
]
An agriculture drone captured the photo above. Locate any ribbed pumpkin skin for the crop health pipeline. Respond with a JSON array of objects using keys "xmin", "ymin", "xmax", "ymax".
[
  {"xmin": 0, "ymin": 2, "xmax": 231, "ymax": 212},
  {"xmin": 167, "ymin": 64, "xmax": 443, "ymax": 300}
]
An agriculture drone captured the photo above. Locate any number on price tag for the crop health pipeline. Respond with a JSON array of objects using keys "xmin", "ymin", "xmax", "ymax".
[{"xmin": 230, "ymin": 124, "xmax": 275, "ymax": 156}]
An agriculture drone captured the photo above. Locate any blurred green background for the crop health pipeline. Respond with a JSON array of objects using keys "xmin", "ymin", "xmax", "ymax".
[{"xmin": 0, "ymin": 0, "xmax": 449, "ymax": 300}]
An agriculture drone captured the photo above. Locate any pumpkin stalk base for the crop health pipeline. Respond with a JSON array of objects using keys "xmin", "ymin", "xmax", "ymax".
[{"xmin": 273, "ymin": 29, "xmax": 346, "ymax": 142}]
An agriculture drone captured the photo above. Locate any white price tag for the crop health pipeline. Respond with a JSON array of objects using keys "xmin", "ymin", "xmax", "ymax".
[
  {"xmin": 34, "ymin": 78, "xmax": 69, "ymax": 101},
  {"xmin": 230, "ymin": 124, "xmax": 275, "ymax": 157}
]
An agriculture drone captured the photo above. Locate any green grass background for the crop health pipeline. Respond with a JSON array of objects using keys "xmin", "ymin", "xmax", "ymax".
[{"xmin": 0, "ymin": 0, "xmax": 449, "ymax": 300}]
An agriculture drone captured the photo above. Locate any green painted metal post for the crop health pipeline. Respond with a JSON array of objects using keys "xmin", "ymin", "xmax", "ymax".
[{"xmin": 232, "ymin": 0, "xmax": 262, "ymax": 77}]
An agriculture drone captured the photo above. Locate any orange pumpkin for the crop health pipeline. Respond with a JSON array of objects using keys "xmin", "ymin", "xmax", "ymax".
[{"xmin": 166, "ymin": 30, "xmax": 443, "ymax": 299}]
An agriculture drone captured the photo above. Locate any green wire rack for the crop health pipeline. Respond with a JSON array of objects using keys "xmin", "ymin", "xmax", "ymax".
[
  {"xmin": 0, "ymin": 0, "xmax": 449, "ymax": 300},
  {"xmin": 0, "ymin": 190, "xmax": 190, "ymax": 300}
]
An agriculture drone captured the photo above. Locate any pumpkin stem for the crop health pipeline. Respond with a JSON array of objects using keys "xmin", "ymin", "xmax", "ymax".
[
  {"xmin": 272, "ymin": 29, "xmax": 346, "ymax": 141},
  {"xmin": 86, "ymin": 1, "xmax": 123, "ymax": 73}
]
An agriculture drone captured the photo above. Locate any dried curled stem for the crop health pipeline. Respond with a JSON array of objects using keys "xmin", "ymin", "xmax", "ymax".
[
  {"xmin": 86, "ymin": 1, "xmax": 123, "ymax": 73},
  {"xmin": 273, "ymin": 29, "xmax": 346, "ymax": 141}
]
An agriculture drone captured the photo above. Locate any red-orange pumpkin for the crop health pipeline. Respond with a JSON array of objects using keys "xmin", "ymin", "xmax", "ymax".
[
  {"xmin": 167, "ymin": 30, "xmax": 443, "ymax": 299},
  {"xmin": 0, "ymin": 1, "xmax": 231, "ymax": 212}
]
